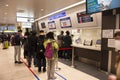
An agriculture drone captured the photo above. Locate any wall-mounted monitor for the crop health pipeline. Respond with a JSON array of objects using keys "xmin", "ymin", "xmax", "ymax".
[
  {"xmin": 22, "ymin": 22, "xmax": 32, "ymax": 28},
  {"xmin": 41, "ymin": 22, "xmax": 46, "ymax": 29},
  {"xmin": 0, "ymin": 26, "xmax": 7, "ymax": 31},
  {"xmin": 60, "ymin": 17, "xmax": 72, "ymax": 28},
  {"xmin": 48, "ymin": 21, "xmax": 56, "ymax": 29},
  {"xmin": 8, "ymin": 25, "xmax": 16, "ymax": 31},
  {"xmin": 86, "ymin": 0, "xmax": 120, "ymax": 14},
  {"xmin": 77, "ymin": 11, "xmax": 93, "ymax": 23}
]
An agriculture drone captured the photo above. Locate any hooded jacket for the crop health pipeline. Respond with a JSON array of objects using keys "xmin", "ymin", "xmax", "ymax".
[{"xmin": 44, "ymin": 39, "xmax": 59, "ymax": 60}]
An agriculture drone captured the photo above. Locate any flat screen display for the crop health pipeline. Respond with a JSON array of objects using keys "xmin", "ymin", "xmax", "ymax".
[
  {"xmin": 60, "ymin": 17, "xmax": 72, "ymax": 28},
  {"xmin": 0, "ymin": 26, "xmax": 7, "ymax": 31},
  {"xmin": 22, "ymin": 22, "xmax": 32, "ymax": 28},
  {"xmin": 41, "ymin": 22, "xmax": 46, "ymax": 28},
  {"xmin": 48, "ymin": 21, "xmax": 56, "ymax": 29},
  {"xmin": 8, "ymin": 26, "xmax": 16, "ymax": 31},
  {"xmin": 77, "ymin": 11, "xmax": 93, "ymax": 23},
  {"xmin": 86, "ymin": 0, "xmax": 120, "ymax": 14}
]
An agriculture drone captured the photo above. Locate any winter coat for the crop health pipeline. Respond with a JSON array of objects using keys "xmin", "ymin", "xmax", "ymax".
[
  {"xmin": 36, "ymin": 35, "xmax": 45, "ymax": 59},
  {"xmin": 63, "ymin": 35, "xmax": 72, "ymax": 48},
  {"xmin": 44, "ymin": 39, "xmax": 59, "ymax": 60},
  {"xmin": 28, "ymin": 35, "xmax": 37, "ymax": 52}
]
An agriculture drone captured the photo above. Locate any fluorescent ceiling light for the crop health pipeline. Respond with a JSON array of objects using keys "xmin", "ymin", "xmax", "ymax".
[
  {"xmin": 41, "ymin": 9, "xmax": 44, "ymax": 11},
  {"xmin": 35, "ymin": 0, "xmax": 85, "ymax": 22}
]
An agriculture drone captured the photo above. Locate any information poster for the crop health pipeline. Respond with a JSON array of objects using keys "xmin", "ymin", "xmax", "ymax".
[
  {"xmin": 86, "ymin": 0, "xmax": 120, "ymax": 14},
  {"xmin": 48, "ymin": 21, "xmax": 56, "ymax": 29},
  {"xmin": 102, "ymin": 30, "xmax": 113, "ymax": 38},
  {"xmin": 115, "ymin": 40, "xmax": 120, "ymax": 50},
  {"xmin": 60, "ymin": 17, "xmax": 72, "ymax": 28},
  {"xmin": 108, "ymin": 39, "xmax": 115, "ymax": 48}
]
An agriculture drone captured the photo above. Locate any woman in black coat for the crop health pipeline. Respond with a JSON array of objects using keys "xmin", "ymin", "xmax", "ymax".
[{"xmin": 36, "ymin": 30, "xmax": 46, "ymax": 72}]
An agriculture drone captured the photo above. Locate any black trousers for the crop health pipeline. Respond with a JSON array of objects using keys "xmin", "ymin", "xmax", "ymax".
[{"xmin": 37, "ymin": 56, "xmax": 46, "ymax": 69}]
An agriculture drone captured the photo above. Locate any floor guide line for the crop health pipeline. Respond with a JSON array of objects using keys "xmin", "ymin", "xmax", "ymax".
[
  {"xmin": 20, "ymin": 58, "xmax": 40, "ymax": 80},
  {"xmin": 55, "ymin": 72, "xmax": 67, "ymax": 80},
  {"xmin": 21, "ymin": 58, "xmax": 67, "ymax": 80}
]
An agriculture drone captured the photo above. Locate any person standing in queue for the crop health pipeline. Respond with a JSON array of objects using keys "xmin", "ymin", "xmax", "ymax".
[
  {"xmin": 27, "ymin": 31, "xmax": 37, "ymax": 68},
  {"xmin": 44, "ymin": 32, "xmax": 59, "ymax": 80},
  {"xmin": 63, "ymin": 31, "xmax": 72, "ymax": 59},
  {"xmin": 36, "ymin": 30, "xmax": 46, "ymax": 72},
  {"xmin": 14, "ymin": 30, "xmax": 23, "ymax": 64},
  {"xmin": 57, "ymin": 31, "xmax": 64, "ymax": 58},
  {"xmin": 23, "ymin": 29, "xmax": 30, "ymax": 59},
  {"xmin": 114, "ymin": 31, "xmax": 120, "ymax": 80}
]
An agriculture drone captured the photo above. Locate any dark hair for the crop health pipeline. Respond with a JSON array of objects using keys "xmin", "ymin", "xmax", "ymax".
[
  {"xmin": 31, "ymin": 31, "xmax": 36, "ymax": 35},
  {"xmin": 18, "ymin": 30, "xmax": 22, "ymax": 32},
  {"xmin": 61, "ymin": 31, "xmax": 64, "ymax": 35},
  {"xmin": 39, "ymin": 30, "xmax": 44, "ymax": 33},
  {"xmin": 114, "ymin": 31, "xmax": 120, "ymax": 37},
  {"xmin": 46, "ymin": 32, "xmax": 54, "ymax": 39},
  {"xmin": 66, "ymin": 31, "xmax": 70, "ymax": 35}
]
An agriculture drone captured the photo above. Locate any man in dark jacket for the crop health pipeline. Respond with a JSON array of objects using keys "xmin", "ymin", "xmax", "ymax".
[
  {"xmin": 23, "ymin": 29, "xmax": 30, "ymax": 59},
  {"xmin": 27, "ymin": 31, "xmax": 37, "ymax": 67},
  {"xmin": 63, "ymin": 31, "xmax": 72, "ymax": 59},
  {"xmin": 37, "ymin": 30, "xmax": 46, "ymax": 72},
  {"xmin": 14, "ymin": 30, "xmax": 23, "ymax": 64}
]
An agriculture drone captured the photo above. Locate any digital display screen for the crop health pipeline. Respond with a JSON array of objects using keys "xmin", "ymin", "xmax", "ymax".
[
  {"xmin": 60, "ymin": 17, "xmax": 72, "ymax": 28},
  {"xmin": 41, "ymin": 22, "xmax": 46, "ymax": 28},
  {"xmin": 49, "ymin": 12, "xmax": 66, "ymax": 20},
  {"xmin": 0, "ymin": 26, "xmax": 7, "ymax": 31},
  {"xmin": 86, "ymin": 0, "xmax": 120, "ymax": 14},
  {"xmin": 48, "ymin": 21, "xmax": 56, "ymax": 29},
  {"xmin": 77, "ymin": 11, "xmax": 93, "ymax": 23},
  {"xmin": 22, "ymin": 22, "xmax": 32, "ymax": 28},
  {"xmin": 8, "ymin": 26, "xmax": 16, "ymax": 31}
]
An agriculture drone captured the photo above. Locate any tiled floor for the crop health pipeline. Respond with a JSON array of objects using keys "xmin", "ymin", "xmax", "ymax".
[{"xmin": 0, "ymin": 46, "xmax": 108, "ymax": 80}]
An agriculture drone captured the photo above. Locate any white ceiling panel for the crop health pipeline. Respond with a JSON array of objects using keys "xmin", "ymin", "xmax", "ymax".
[
  {"xmin": 0, "ymin": 0, "xmax": 83, "ymax": 24},
  {"xmin": 0, "ymin": 0, "xmax": 17, "ymax": 24},
  {"xmin": 34, "ymin": 0, "xmax": 83, "ymax": 18}
]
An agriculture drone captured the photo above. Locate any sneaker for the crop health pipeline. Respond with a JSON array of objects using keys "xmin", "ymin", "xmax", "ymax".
[
  {"xmin": 28, "ymin": 65, "xmax": 31, "ymax": 68},
  {"xmin": 14, "ymin": 61, "xmax": 18, "ymax": 64},
  {"xmin": 50, "ymin": 76, "xmax": 57, "ymax": 79},
  {"xmin": 56, "ymin": 67, "xmax": 61, "ymax": 71},
  {"xmin": 38, "ymin": 68, "xmax": 41, "ymax": 72},
  {"xmin": 18, "ymin": 61, "xmax": 23, "ymax": 64},
  {"xmin": 43, "ymin": 68, "xmax": 46, "ymax": 72}
]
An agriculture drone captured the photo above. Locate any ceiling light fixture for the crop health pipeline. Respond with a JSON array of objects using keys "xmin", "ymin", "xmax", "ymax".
[
  {"xmin": 4, "ymin": 12, "xmax": 7, "ymax": 15},
  {"xmin": 41, "ymin": 9, "xmax": 44, "ymax": 11},
  {"xmin": 5, "ymin": 4, "xmax": 9, "ymax": 7}
]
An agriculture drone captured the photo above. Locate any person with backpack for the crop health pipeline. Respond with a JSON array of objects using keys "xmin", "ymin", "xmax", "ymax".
[
  {"xmin": 44, "ymin": 32, "xmax": 59, "ymax": 80},
  {"xmin": 36, "ymin": 30, "xmax": 46, "ymax": 72},
  {"xmin": 14, "ymin": 30, "xmax": 23, "ymax": 64}
]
